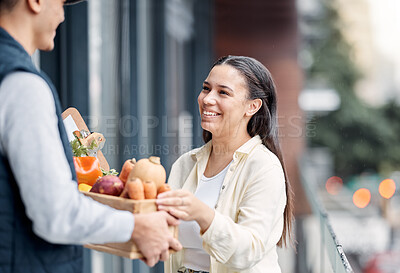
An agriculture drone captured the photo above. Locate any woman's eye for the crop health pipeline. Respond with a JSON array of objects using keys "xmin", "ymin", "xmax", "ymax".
[
  {"xmin": 202, "ymin": 86, "xmax": 210, "ymax": 92},
  {"xmin": 219, "ymin": 90, "xmax": 229, "ymax": 95}
]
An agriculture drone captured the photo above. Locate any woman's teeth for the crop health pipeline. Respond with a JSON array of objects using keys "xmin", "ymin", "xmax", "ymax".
[{"xmin": 204, "ymin": 111, "xmax": 219, "ymax": 116}]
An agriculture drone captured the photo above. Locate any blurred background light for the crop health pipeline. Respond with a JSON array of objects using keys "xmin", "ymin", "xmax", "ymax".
[
  {"xmin": 325, "ymin": 175, "xmax": 343, "ymax": 195},
  {"xmin": 379, "ymin": 179, "xmax": 396, "ymax": 199},
  {"xmin": 298, "ymin": 88, "xmax": 341, "ymax": 112},
  {"xmin": 353, "ymin": 188, "xmax": 371, "ymax": 208}
]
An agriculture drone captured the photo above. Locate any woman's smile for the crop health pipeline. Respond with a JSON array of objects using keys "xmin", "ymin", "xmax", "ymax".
[{"xmin": 202, "ymin": 110, "xmax": 221, "ymax": 118}]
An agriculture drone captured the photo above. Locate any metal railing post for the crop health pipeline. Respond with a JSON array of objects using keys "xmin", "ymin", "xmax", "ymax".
[{"xmin": 299, "ymin": 158, "xmax": 354, "ymax": 273}]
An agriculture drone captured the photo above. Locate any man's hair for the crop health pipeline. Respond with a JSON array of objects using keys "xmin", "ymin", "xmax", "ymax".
[{"xmin": 0, "ymin": 0, "xmax": 19, "ymax": 11}]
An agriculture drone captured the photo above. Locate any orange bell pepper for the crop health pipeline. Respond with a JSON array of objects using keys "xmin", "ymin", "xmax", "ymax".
[{"xmin": 73, "ymin": 156, "xmax": 102, "ymax": 186}]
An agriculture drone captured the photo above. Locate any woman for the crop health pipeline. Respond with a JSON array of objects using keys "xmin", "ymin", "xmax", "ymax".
[{"xmin": 157, "ymin": 55, "xmax": 294, "ymax": 273}]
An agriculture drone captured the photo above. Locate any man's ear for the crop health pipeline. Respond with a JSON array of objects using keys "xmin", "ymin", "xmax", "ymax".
[
  {"xmin": 246, "ymin": 98, "xmax": 262, "ymax": 117},
  {"xmin": 26, "ymin": 0, "xmax": 42, "ymax": 13}
]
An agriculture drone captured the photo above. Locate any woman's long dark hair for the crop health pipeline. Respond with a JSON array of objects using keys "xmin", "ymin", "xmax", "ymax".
[{"xmin": 203, "ymin": 55, "xmax": 294, "ymax": 247}]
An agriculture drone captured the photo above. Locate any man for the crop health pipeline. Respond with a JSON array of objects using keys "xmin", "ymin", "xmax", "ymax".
[{"xmin": 0, "ymin": 0, "xmax": 181, "ymax": 272}]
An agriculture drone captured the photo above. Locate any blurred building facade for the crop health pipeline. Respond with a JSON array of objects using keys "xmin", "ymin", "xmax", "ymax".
[
  {"xmin": 336, "ymin": 0, "xmax": 400, "ymax": 106},
  {"xmin": 214, "ymin": 0, "xmax": 307, "ymax": 216}
]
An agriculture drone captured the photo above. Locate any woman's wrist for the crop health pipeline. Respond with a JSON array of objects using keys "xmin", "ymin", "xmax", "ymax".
[{"xmin": 196, "ymin": 202, "xmax": 215, "ymax": 234}]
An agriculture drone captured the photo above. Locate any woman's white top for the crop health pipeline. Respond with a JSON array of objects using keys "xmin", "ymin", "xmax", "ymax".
[{"xmin": 179, "ymin": 162, "xmax": 231, "ymax": 271}]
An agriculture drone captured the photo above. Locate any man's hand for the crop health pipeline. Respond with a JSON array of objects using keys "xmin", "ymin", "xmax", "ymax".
[{"xmin": 131, "ymin": 211, "xmax": 182, "ymax": 267}]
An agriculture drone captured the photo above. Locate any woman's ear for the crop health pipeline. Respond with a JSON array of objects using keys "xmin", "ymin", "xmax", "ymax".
[
  {"xmin": 26, "ymin": 0, "xmax": 42, "ymax": 14},
  {"xmin": 246, "ymin": 98, "xmax": 262, "ymax": 117}
]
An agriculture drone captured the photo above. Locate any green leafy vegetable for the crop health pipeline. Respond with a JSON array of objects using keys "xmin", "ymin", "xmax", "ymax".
[
  {"xmin": 101, "ymin": 168, "xmax": 119, "ymax": 176},
  {"xmin": 70, "ymin": 135, "xmax": 98, "ymax": 157},
  {"xmin": 70, "ymin": 138, "xmax": 88, "ymax": 157}
]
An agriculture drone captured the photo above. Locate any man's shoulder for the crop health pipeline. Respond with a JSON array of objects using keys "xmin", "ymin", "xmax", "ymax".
[
  {"xmin": 1, "ymin": 71, "xmax": 46, "ymax": 88},
  {"xmin": 0, "ymin": 71, "xmax": 52, "ymax": 100},
  {"xmin": 0, "ymin": 71, "xmax": 55, "ymax": 117}
]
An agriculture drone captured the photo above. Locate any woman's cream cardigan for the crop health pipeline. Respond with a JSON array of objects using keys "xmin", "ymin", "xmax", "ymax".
[{"xmin": 165, "ymin": 135, "xmax": 287, "ymax": 273}]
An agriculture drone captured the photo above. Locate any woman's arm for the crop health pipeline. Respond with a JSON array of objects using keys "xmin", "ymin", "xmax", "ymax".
[
  {"xmin": 157, "ymin": 162, "xmax": 286, "ymax": 270},
  {"xmin": 202, "ymin": 164, "xmax": 286, "ymax": 269}
]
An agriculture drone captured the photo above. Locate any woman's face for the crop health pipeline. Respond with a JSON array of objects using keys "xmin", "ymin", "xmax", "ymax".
[{"xmin": 198, "ymin": 64, "xmax": 252, "ymax": 139}]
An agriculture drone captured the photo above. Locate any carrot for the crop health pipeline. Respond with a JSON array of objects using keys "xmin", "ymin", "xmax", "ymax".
[
  {"xmin": 143, "ymin": 181, "xmax": 157, "ymax": 199},
  {"xmin": 119, "ymin": 185, "xmax": 129, "ymax": 198},
  {"xmin": 119, "ymin": 158, "xmax": 136, "ymax": 184},
  {"xmin": 73, "ymin": 130, "xmax": 82, "ymax": 139},
  {"xmin": 126, "ymin": 178, "xmax": 144, "ymax": 200},
  {"xmin": 157, "ymin": 183, "xmax": 171, "ymax": 195}
]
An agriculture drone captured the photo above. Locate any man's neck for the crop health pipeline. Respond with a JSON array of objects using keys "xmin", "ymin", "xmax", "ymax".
[{"xmin": 0, "ymin": 14, "xmax": 35, "ymax": 55}]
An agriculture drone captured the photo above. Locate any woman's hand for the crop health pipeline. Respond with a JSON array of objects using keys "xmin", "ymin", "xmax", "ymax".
[{"xmin": 156, "ymin": 189, "xmax": 215, "ymax": 233}]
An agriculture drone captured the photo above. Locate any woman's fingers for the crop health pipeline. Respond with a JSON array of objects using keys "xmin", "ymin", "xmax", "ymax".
[
  {"xmin": 157, "ymin": 189, "xmax": 188, "ymax": 199},
  {"xmin": 157, "ymin": 191, "xmax": 173, "ymax": 199},
  {"xmin": 156, "ymin": 189, "xmax": 195, "ymax": 221},
  {"xmin": 168, "ymin": 208, "xmax": 189, "ymax": 220},
  {"xmin": 156, "ymin": 197, "xmax": 182, "ymax": 206},
  {"xmin": 158, "ymin": 205, "xmax": 189, "ymax": 220},
  {"xmin": 164, "ymin": 210, "xmax": 180, "ymax": 226},
  {"xmin": 157, "ymin": 192, "xmax": 191, "ymax": 206}
]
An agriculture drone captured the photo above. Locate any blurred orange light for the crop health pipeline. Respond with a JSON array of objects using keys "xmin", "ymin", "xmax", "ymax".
[
  {"xmin": 379, "ymin": 179, "xmax": 396, "ymax": 199},
  {"xmin": 325, "ymin": 176, "xmax": 343, "ymax": 195},
  {"xmin": 353, "ymin": 188, "xmax": 371, "ymax": 208}
]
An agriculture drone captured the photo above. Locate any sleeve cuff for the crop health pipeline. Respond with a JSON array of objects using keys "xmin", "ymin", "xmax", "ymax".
[{"xmin": 101, "ymin": 209, "xmax": 135, "ymax": 243}]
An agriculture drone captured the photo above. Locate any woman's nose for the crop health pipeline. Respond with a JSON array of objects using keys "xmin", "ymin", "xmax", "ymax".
[{"xmin": 203, "ymin": 91, "xmax": 216, "ymax": 105}]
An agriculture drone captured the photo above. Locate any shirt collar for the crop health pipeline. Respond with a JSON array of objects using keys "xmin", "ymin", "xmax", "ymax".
[
  {"xmin": 235, "ymin": 135, "xmax": 262, "ymax": 155},
  {"xmin": 190, "ymin": 140, "xmax": 212, "ymax": 161}
]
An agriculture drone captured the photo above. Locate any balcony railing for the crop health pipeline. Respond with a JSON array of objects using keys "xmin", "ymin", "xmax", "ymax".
[{"xmin": 298, "ymin": 157, "xmax": 354, "ymax": 273}]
